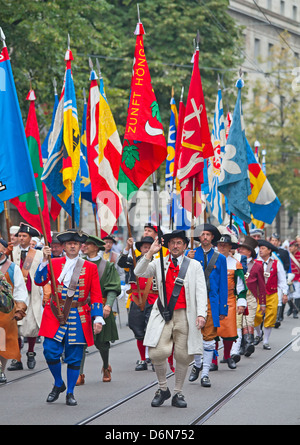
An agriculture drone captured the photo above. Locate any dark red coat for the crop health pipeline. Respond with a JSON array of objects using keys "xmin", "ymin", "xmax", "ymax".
[
  {"xmin": 34, "ymin": 257, "xmax": 103, "ymax": 346},
  {"xmin": 246, "ymin": 259, "xmax": 266, "ymax": 306}
]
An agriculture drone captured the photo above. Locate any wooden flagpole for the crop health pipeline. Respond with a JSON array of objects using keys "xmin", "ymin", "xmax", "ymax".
[
  {"xmin": 35, "ymin": 191, "xmax": 63, "ymax": 322},
  {"xmin": 123, "ymin": 199, "xmax": 143, "ymax": 307}
]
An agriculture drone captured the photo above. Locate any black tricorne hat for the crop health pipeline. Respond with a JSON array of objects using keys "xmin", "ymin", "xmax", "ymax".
[
  {"xmin": 135, "ymin": 236, "xmax": 154, "ymax": 252},
  {"xmin": 217, "ymin": 234, "xmax": 239, "ymax": 250},
  {"xmin": 258, "ymin": 239, "xmax": 278, "ymax": 252},
  {"xmin": 17, "ymin": 223, "xmax": 40, "ymax": 238},
  {"xmin": 102, "ymin": 235, "xmax": 117, "ymax": 244},
  {"xmin": 56, "ymin": 229, "xmax": 89, "ymax": 244},
  {"xmin": 162, "ymin": 230, "xmax": 189, "ymax": 246},
  {"xmin": 194, "ymin": 223, "xmax": 221, "ymax": 243}
]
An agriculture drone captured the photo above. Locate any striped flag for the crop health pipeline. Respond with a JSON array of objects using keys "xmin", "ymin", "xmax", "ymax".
[
  {"xmin": 41, "ymin": 47, "xmax": 81, "ymax": 226},
  {"xmin": 165, "ymin": 92, "xmax": 178, "ymax": 195},
  {"xmin": 87, "ymin": 67, "xmax": 122, "ymax": 237}
]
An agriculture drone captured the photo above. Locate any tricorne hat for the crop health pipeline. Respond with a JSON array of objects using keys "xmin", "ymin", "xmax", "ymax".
[
  {"xmin": 194, "ymin": 223, "xmax": 221, "ymax": 243},
  {"xmin": 102, "ymin": 235, "xmax": 117, "ymax": 244},
  {"xmin": 50, "ymin": 232, "xmax": 62, "ymax": 245},
  {"xmin": 217, "ymin": 234, "xmax": 239, "ymax": 250},
  {"xmin": 162, "ymin": 230, "xmax": 189, "ymax": 246},
  {"xmin": 56, "ymin": 229, "xmax": 88, "ymax": 244},
  {"xmin": 258, "ymin": 239, "xmax": 278, "ymax": 252},
  {"xmin": 85, "ymin": 235, "xmax": 105, "ymax": 251},
  {"xmin": 17, "ymin": 223, "xmax": 41, "ymax": 238},
  {"xmin": 135, "ymin": 236, "xmax": 154, "ymax": 252},
  {"xmin": 238, "ymin": 235, "xmax": 258, "ymax": 258}
]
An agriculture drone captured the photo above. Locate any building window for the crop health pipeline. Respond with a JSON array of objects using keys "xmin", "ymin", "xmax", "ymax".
[
  {"xmin": 268, "ymin": 43, "xmax": 274, "ymax": 71},
  {"xmin": 280, "ymin": 0, "xmax": 285, "ymax": 15},
  {"xmin": 292, "ymin": 5, "xmax": 297, "ymax": 21},
  {"xmin": 254, "ymin": 38, "xmax": 261, "ymax": 62}
]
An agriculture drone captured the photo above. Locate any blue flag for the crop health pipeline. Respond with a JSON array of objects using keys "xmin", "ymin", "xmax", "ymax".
[
  {"xmin": 218, "ymin": 79, "xmax": 252, "ymax": 223},
  {"xmin": 0, "ymin": 40, "xmax": 36, "ymax": 202}
]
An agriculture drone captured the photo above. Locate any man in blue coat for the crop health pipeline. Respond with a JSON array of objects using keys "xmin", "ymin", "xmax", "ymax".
[{"xmin": 187, "ymin": 224, "xmax": 228, "ymax": 387}]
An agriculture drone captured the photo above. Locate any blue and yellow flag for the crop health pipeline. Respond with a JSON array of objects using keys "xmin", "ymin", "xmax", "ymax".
[
  {"xmin": 41, "ymin": 48, "xmax": 81, "ymax": 225},
  {"xmin": 165, "ymin": 94, "xmax": 178, "ymax": 195}
]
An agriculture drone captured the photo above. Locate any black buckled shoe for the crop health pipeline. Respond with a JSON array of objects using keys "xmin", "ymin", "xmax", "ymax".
[
  {"xmin": 135, "ymin": 360, "xmax": 148, "ymax": 371},
  {"xmin": 7, "ymin": 360, "xmax": 23, "ymax": 371},
  {"xmin": 188, "ymin": 364, "xmax": 201, "ymax": 382},
  {"xmin": 26, "ymin": 352, "xmax": 36, "ymax": 369},
  {"xmin": 46, "ymin": 382, "xmax": 66, "ymax": 403},
  {"xmin": 0, "ymin": 371, "xmax": 7, "ymax": 384},
  {"xmin": 66, "ymin": 393, "xmax": 77, "ymax": 406},
  {"xmin": 201, "ymin": 375, "xmax": 211, "ymax": 387},
  {"xmin": 172, "ymin": 393, "xmax": 187, "ymax": 408},
  {"xmin": 226, "ymin": 357, "xmax": 237, "ymax": 369},
  {"xmin": 151, "ymin": 388, "xmax": 171, "ymax": 407}
]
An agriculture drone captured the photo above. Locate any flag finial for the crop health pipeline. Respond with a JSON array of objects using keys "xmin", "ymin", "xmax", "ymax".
[
  {"xmin": 67, "ymin": 33, "xmax": 70, "ymax": 50},
  {"xmin": 89, "ymin": 57, "xmax": 93, "ymax": 70},
  {"xmin": 0, "ymin": 27, "xmax": 6, "ymax": 47},
  {"xmin": 196, "ymin": 30, "xmax": 200, "ymax": 50},
  {"xmin": 137, "ymin": 3, "xmax": 141, "ymax": 23},
  {"xmin": 53, "ymin": 78, "xmax": 57, "ymax": 95}
]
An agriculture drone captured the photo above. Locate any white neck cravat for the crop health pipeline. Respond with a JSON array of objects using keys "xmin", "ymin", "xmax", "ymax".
[{"xmin": 58, "ymin": 255, "xmax": 80, "ymax": 287}]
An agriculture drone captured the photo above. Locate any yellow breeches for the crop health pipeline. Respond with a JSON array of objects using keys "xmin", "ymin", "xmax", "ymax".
[{"xmin": 254, "ymin": 292, "xmax": 278, "ymax": 328}]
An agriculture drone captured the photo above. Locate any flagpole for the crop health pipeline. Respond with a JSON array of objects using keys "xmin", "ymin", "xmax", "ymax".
[
  {"xmin": 189, "ymin": 31, "xmax": 200, "ymax": 249},
  {"xmin": 4, "ymin": 202, "xmax": 13, "ymax": 260},
  {"xmin": 152, "ymin": 172, "xmax": 168, "ymax": 313},
  {"xmin": 191, "ymin": 177, "xmax": 196, "ymax": 249},
  {"xmin": 123, "ymin": 199, "xmax": 142, "ymax": 307},
  {"xmin": 35, "ymin": 191, "xmax": 64, "ymax": 323}
]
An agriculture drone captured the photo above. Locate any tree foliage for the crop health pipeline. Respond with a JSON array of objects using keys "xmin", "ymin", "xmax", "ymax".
[
  {"xmin": 245, "ymin": 33, "xmax": 300, "ymax": 217},
  {"xmin": 1, "ymin": 0, "xmax": 242, "ymax": 140}
]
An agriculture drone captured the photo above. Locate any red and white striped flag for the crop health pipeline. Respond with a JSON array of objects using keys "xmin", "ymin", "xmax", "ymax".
[{"xmin": 87, "ymin": 68, "xmax": 122, "ymax": 237}]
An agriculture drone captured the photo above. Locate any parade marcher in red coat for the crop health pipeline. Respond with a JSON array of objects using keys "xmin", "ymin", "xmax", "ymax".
[
  {"xmin": 118, "ymin": 236, "xmax": 158, "ymax": 371},
  {"xmin": 254, "ymin": 240, "xmax": 288, "ymax": 350},
  {"xmin": 288, "ymin": 241, "xmax": 300, "ymax": 318},
  {"xmin": 237, "ymin": 236, "xmax": 266, "ymax": 357},
  {"xmin": 34, "ymin": 229, "xmax": 104, "ymax": 406}
]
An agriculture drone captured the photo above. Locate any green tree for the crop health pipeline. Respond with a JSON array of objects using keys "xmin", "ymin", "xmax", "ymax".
[
  {"xmin": 1, "ymin": 0, "xmax": 242, "ymax": 141},
  {"xmin": 245, "ymin": 33, "xmax": 300, "ymax": 217}
]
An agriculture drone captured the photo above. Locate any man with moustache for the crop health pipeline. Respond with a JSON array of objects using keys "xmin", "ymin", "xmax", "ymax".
[
  {"xmin": 135, "ymin": 230, "xmax": 207, "ymax": 408},
  {"xmin": 187, "ymin": 224, "xmax": 228, "ymax": 388}
]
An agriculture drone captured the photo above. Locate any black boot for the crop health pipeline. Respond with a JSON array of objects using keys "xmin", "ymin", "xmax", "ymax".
[
  {"xmin": 274, "ymin": 306, "xmax": 281, "ymax": 328},
  {"xmin": 287, "ymin": 300, "xmax": 294, "ymax": 317},
  {"xmin": 243, "ymin": 334, "xmax": 255, "ymax": 357},
  {"xmin": 239, "ymin": 336, "xmax": 245, "ymax": 355}
]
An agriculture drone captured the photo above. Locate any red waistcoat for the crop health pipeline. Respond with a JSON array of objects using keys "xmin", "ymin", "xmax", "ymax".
[
  {"xmin": 165, "ymin": 260, "xmax": 186, "ymax": 310},
  {"xmin": 257, "ymin": 259, "xmax": 278, "ymax": 295}
]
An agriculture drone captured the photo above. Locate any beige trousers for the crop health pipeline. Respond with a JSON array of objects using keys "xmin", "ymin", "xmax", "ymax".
[{"xmin": 149, "ymin": 309, "xmax": 193, "ymax": 394}]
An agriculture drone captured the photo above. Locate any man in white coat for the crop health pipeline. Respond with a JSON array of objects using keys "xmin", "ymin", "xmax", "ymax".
[
  {"xmin": 8, "ymin": 223, "xmax": 44, "ymax": 371},
  {"xmin": 134, "ymin": 230, "xmax": 207, "ymax": 408}
]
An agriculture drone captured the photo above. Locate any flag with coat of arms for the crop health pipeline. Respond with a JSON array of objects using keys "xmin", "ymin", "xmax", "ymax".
[
  {"xmin": 177, "ymin": 43, "xmax": 214, "ymax": 217},
  {"xmin": 218, "ymin": 78, "xmax": 252, "ymax": 223},
  {"xmin": 41, "ymin": 45, "xmax": 81, "ymax": 226}
]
